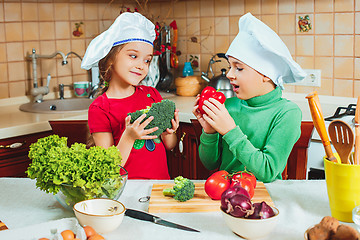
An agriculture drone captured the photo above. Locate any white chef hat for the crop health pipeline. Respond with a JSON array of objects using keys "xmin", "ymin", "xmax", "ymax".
[
  {"xmin": 81, "ymin": 12, "xmax": 155, "ymax": 70},
  {"xmin": 226, "ymin": 13, "xmax": 306, "ymax": 89}
]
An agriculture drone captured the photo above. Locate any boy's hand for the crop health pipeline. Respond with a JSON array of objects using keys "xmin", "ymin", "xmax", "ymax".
[
  {"xmin": 162, "ymin": 109, "xmax": 180, "ymax": 136},
  {"xmin": 201, "ymin": 98, "xmax": 236, "ymax": 135},
  {"xmin": 124, "ymin": 114, "xmax": 158, "ymax": 141},
  {"xmin": 193, "ymin": 95, "xmax": 216, "ymax": 134}
]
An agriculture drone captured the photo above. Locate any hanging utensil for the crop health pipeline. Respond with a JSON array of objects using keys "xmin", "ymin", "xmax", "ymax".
[
  {"xmin": 306, "ymin": 91, "xmax": 338, "ymax": 163},
  {"xmin": 169, "ymin": 20, "xmax": 179, "ymax": 69},
  {"xmin": 328, "ymin": 120, "xmax": 354, "ymax": 164},
  {"xmin": 354, "ymin": 97, "xmax": 360, "ymax": 165}
]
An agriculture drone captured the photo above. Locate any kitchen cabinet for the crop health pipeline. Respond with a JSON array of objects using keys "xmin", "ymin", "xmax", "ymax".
[
  {"xmin": 0, "ymin": 131, "xmax": 52, "ymax": 177},
  {"xmin": 166, "ymin": 120, "xmax": 212, "ymax": 180},
  {"xmin": 167, "ymin": 120, "xmax": 314, "ymax": 181}
]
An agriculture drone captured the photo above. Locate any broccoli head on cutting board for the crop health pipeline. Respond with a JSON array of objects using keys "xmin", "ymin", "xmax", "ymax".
[{"xmin": 127, "ymin": 99, "xmax": 176, "ymax": 137}]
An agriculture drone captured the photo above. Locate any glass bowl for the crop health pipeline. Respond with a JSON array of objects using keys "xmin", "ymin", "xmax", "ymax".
[
  {"xmin": 353, "ymin": 206, "xmax": 360, "ymax": 232},
  {"xmin": 54, "ymin": 167, "xmax": 128, "ymax": 211}
]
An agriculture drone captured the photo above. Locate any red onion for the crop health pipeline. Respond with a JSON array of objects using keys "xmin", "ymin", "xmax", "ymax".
[
  {"xmin": 220, "ymin": 186, "xmax": 250, "ymax": 211},
  {"xmin": 226, "ymin": 194, "xmax": 254, "ymax": 218},
  {"xmin": 248, "ymin": 201, "xmax": 275, "ymax": 219}
]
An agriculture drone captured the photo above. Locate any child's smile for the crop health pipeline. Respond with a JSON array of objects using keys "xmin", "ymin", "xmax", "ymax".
[{"xmin": 112, "ymin": 42, "xmax": 153, "ymax": 86}]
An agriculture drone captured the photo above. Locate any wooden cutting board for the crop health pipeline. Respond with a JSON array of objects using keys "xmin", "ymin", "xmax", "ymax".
[{"xmin": 148, "ymin": 182, "xmax": 273, "ymax": 213}]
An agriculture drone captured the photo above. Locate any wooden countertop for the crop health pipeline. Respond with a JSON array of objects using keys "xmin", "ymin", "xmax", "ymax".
[{"xmin": 0, "ymin": 90, "xmax": 356, "ymax": 140}]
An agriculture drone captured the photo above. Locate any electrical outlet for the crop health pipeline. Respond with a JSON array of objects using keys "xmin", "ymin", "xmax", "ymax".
[{"xmin": 288, "ymin": 69, "xmax": 321, "ymax": 87}]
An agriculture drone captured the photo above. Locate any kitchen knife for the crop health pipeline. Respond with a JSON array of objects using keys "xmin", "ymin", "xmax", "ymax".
[
  {"xmin": 125, "ymin": 208, "xmax": 200, "ymax": 232},
  {"xmin": 354, "ymin": 97, "xmax": 360, "ymax": 165},
  {"xmin": 306, "ymin": 91, "xmax": 338, "ymax": 163}
]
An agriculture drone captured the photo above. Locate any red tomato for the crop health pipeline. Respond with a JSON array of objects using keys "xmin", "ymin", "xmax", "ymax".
[
  {"xmin": 198, "ymin": 86, "xmax": 226, "ymax": 115},
  {"xmin": 230, "ymin": 178, "xmax": 255, "ymax": 199},
  {"xmin": 204, "ymin": 170, "xmax": 230, "ymax": 200},
  {"xmin": 231, "ymin": 171, "xmax": 257, "ymax": 189}
]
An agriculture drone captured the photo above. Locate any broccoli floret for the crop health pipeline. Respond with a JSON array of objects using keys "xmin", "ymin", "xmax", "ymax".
[
  {"xmin": 163, "ymin": 176, "xmax": 195, "ymax": 202},
  {"xmin": 128, "ymin": 99, "xmax": 176, "ymax": 137}
]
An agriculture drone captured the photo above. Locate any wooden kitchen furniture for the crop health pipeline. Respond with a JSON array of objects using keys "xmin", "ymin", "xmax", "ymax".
[
  {"xmin": 183, "ymin": 120, "xmax": 315, "ymax": 180},
  {"xmin": 1, "ymin": 119, "xmax": 313, "ymax": 180},
  {"xmin": 0, "ymin": 130, "xmax": 52, "ymax": 177}
]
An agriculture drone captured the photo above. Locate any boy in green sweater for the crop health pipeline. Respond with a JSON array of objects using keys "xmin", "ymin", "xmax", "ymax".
[{"xmin": 193, "ymin": 13, "xmax": 306, "ymax": 183}]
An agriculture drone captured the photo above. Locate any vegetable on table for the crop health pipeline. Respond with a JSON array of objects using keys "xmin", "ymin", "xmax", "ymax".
[
  {"xmin": 198, "ymin": 86, "xmax": 226, "ymax": 115},
  {"xmin": 307, "ymin": 216, "xmax": 360, "ymax": 240},
  {"xmin": 128, "ymin": 99, "xmax": 176, "ymax": 136},
  {"xmin": 231, "ymin": 169, "xmax": 257, "ymax": 189},
  {"xmin": 163, "ymin": 176, "xmax": 195, "ymax": 202},
  {"xmin": 26, "ymin": 135, "xmax": 122, "ymax": 202},
  {"xmin": 230, "ymin": 178, "xmax": 255, "ymax": 199},
  {"xmin": 204, "ymin": 170, "xmax": 230, "ymax": 200},
  {"xmin": 221, "ymin": 186, "xmax": 275, "ymax": 219}
]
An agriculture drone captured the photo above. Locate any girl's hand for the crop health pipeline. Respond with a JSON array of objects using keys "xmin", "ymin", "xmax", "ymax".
[
  {"xmin": 192, "ymin": 95, "xmax": 216, "ymax": 134},
  {"xmin": 162, "ymin": 109, "xmax": 180, "ymax": 136},
  {"xmin": 123, "ymin": 114, "xmax": 158, "ymax": 141},
  {"xmin": 201, "ymin": 98, "xmax": 236, "ymax": 135}
]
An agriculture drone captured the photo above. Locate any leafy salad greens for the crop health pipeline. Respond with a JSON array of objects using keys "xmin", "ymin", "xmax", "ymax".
[{"xmin": 27, "ymin": 135, "xmax": 123, "ymax": 203}]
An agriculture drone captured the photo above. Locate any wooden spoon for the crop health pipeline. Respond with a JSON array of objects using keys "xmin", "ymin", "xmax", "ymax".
[
  {"xmin": 306, "ymin": 91, "xmax": 338, "ymax": 163},
  {"xmin": 354, "ymin": 97, "xmax": 360, "ymax": 165},
  {"xmin": 328, "ymin": 120, "xmax": 354, "ymax": 164}
]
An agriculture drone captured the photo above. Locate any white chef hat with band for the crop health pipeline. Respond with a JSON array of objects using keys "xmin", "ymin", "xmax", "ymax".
[
  {"xmin": 226, "ymin": 13, "xmax": 306, "ymax": 89},
  {"xmin": 81, "ymin": 12, "xmax": 155, "ymax": 70}
]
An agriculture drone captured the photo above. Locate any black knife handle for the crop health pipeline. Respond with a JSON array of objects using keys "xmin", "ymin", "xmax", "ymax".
[{"xmin": 125, "ymin": 209, "xmax": 155, "ymax": 222}]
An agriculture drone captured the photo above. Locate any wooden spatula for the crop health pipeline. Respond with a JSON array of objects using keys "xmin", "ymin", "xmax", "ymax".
[
  {"xmin": 328, "ymin": 120, "xmax": 354, "ymax": 164},
  {"xmin": 306, "ymin": 91, "xmax": 338, "ymax": 162},
  {"xmin": 354, "ymin": 97, "xmax": 360, "ymax": 165}
]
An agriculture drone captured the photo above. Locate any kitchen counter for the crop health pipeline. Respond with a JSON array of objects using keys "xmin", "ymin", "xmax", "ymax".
[
  {"xmin": 0, "ymin": 90, "xmax": 356, "ymax": 140},
  {"xmin": 0, "ymin": 178, "xmax": 358, "ymax": 239}
]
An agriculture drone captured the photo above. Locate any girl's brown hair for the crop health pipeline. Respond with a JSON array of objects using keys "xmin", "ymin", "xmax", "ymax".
[
  {"xmin": 87, "ymin": 44, "xmax": 125, "ymax": 148},
  {"xmin": 95, "ymin": 44, "xmax": 125, "ymax": 97}
]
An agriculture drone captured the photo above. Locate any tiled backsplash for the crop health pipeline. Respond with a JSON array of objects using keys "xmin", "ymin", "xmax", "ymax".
[{"xmin": 0, "ymin": 0, "xmax": 359, "ymax": 99}]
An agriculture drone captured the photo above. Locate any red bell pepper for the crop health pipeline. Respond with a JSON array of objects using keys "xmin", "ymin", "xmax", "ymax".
[{"xmin": 198, "ymin": 86, "xmax": 226, "ymax": 115}]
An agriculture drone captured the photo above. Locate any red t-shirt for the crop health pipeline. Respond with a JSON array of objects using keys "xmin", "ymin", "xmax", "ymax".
[{"xmin": 88, "ymin": 86, "xmax": 170, "ymax": 180}]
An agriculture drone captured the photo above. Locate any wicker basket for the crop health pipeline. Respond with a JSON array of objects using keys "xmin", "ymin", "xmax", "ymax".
[{"xmin": 175, "ymin": 76, "xmax": 207, "ymax": 97}]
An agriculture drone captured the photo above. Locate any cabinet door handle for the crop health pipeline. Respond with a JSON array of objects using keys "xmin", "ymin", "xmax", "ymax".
[
  {"xmin": 0, "ymin": 141, "xmax": 26, "ymax": 149},
  {"xmin": 179, "ymin": 132, "xmax": 186, "ymax": 154}
]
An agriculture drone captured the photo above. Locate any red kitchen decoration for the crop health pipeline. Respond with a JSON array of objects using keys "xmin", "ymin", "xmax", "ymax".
[
  {"xmin": 73, "ymin": 22, "xmax": 83, "ymax": 37},
  {"xmin": 298, "ymin": 15, "xmax": 311, "ymax": 32}
]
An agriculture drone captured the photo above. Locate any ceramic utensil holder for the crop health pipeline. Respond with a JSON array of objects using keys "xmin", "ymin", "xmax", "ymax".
[
  {"xmin": 73, "ymin": 81, "xmax": 90, "ymax": 97},
  {"xmin": 324, "ymin": 153, "xmax": 360, "ymax": 222}
]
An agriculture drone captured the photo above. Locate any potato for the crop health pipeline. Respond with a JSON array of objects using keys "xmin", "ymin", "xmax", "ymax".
[
  {"xmin": 308, "ymin": 224, "xmax": 331, "ymax": 240},
  {"xmin": 320, "ymin": 216, "xmax": 340, "ymax": 234},
  {"xmin": 331, "ymin": 224, "xmax": 360, "ymax": 240}
]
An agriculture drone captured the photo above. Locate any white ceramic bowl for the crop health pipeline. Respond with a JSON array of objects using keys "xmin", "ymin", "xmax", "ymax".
[
  {"xmin": 221, "ymin": 206, "xmax": 280, "ymax": 239},
  {"xmin": 73, "ymin": 198, "xmax": 125, "ymax": 234}
]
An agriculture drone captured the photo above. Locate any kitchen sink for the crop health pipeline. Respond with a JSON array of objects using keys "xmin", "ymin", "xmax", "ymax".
[{"xmin": 19, "ymin": 98, "xmax": 94, "ymax": 113}]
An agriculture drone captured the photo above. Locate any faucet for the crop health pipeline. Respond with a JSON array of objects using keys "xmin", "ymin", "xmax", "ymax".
[
  {"xmin": 27, "ymin": 48, "xmax": 67, "ymax": 102},
  {"xmin": 59, "ymin": 84, "xmax": 72, "ymax": 100},
  {"xmin": 30, "ymin": 73, "xmax": 51, "ymax": 103},
  {"xmin": 63, "ymin": 51, "xmax": 100, "ymax": 99}
]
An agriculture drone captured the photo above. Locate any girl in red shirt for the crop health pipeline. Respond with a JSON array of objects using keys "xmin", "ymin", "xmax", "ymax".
[{"xmin": 81, "ymin": 12, "xmax": 179, "ymax": 179}]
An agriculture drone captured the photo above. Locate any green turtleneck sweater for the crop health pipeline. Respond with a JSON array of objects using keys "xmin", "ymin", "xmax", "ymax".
[{"xmin": 199, "ymin": 87, "xmax": 302, "ymax": 183}]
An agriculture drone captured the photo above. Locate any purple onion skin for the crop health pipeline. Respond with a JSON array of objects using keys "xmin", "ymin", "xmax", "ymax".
[
  {"xmin": 220, "ymin": 186, "xmax": 250, "ymax": 210},
  {"xmin": 227, "ymin": 194, "xmax": 254, "ymax": 218},
  {"xmin": 248, "ymin": 201, "xmax": 275, "ymax": 219},
  {"xmin": 248, "ymin": 202, "xmax": 261, "ymax": 219}
]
